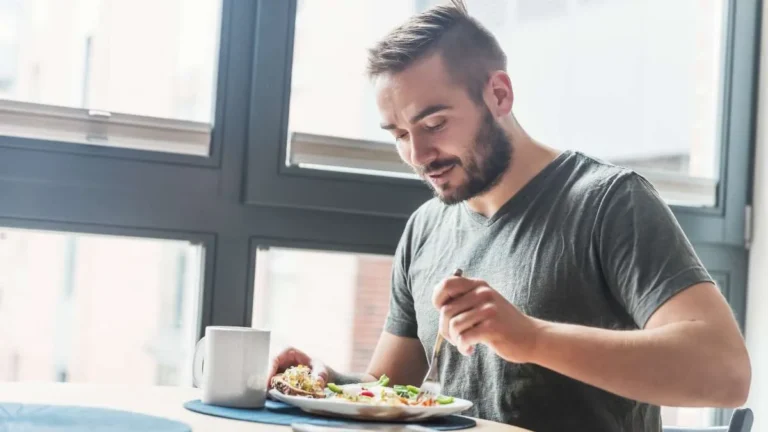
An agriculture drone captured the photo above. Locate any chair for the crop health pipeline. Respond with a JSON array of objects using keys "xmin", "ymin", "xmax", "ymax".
[{"xmin": 663, "ymin": 408, "xmax": 753, "ymax": 432}]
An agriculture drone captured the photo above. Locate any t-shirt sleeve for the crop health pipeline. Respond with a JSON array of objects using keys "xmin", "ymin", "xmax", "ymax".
[
  {"xmin": 597, "ymin": 173, "xmax": 714, "ymax": 328},
  {"xmin": 383, "ymin": 215, "xmax": 419, "ymax": 339}
]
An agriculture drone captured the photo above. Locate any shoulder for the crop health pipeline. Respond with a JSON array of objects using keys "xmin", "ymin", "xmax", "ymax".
[
  {"xmin": 566, "ymin": 154, "xmax": 681, "ymax": 248},
  {"xmin": 556, "ymin": 152, "xmax": 672, "ymax": 239},
  {"xmin": 568, "ymin": 151, "xmax": 639, "ymax": 189},
  {"xmin": 579, "ymin": 153, "xmax": 662, "ymax": 201},
  {"xmin": 564, "ymin": 151, "xmax": 659, "ymax": 206}
]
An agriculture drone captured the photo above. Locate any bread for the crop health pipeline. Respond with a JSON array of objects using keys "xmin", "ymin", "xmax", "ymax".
[
  {"xmin": 270, "ymin": 366, "xmax": 326, "ymax": 398},
  {"xmin": 271, "ymin": 374, "xmax": 325, "ymax": 398}
]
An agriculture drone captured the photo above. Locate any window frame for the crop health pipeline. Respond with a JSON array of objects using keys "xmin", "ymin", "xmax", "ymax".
[
  {"xmin": 244, "ymin": 0, "xmax": 431, "ymax": 219},
  {"xmin": 0, "ymin": 0, "xmax": 410, "ymax": 344},
  {"xmin": 240, "ymin": 5, "xmax": 760, "ymax": 425},
  {"xmin": 244, "ymin": 0, "xmax": 761, "ymax": 247},
  {"xmin": 0, "ymin": 1, "xmax": 760, "ymax": 417},
  {"xmin": 0, "ymin": 0, "xmax": 233, "ymax": 168}
]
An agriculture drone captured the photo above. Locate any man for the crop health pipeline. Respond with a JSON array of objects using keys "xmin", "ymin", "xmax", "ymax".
[{"xmin": 268, "ymin": 1, "xmax": 751, "ymax": 430}]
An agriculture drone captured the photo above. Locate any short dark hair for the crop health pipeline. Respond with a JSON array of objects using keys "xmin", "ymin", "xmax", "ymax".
[{"xmin": 366, "ymin": 0, "xmax": 507, "ymax": 103}]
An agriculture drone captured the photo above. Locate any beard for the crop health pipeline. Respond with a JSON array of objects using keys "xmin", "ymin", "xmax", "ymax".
[{"xmin": 419, "ymin": 109, "xmax": 513, "ymax": 205}]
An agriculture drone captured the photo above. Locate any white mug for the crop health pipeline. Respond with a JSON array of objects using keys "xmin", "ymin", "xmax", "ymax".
[{"xmin": 193, "ymin": 326, "xmax": 271, "ymax": 408}]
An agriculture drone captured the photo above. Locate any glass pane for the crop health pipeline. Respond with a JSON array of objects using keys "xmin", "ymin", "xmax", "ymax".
[
  {"xmin": 0, "ymin": 227, "xmax": 204, "ymax": 386},
  {"xmin": 0, "ymin": 0, "xmax": 221, "ymax": 123},
  {"xmin": 252, "ymin": 247, "xmax": 393, "ymax": 372},
  {"xmin": 662, "ymin": 407, "xmax": 719, "ymax": 429},
  {"xmin": 288, "ymin": 0, "xmax": 726, "ymax": 207}
]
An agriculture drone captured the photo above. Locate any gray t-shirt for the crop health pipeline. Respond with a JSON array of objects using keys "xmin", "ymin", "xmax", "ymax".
[{"xmin": 384, "ymin": 150, "xmax": 712, "ymax": 432}]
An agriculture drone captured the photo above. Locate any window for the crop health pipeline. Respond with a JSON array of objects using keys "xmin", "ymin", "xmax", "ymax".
[
  {"xmin": 0, "ymin": 228, "xmax": 204, "ymax": 386},
  {"xmin": 252, "ymin": 247, "xmax": 393, "ymax": 372},
  {"xmin": 0, "ymin": 0, "xmax": 757, "ymax": 427},
  {"xmin": 287, "ymin": 0, "xmax": 726, "ymax": 207},
  {"xmin": 661, "ymin": 407, "xmax": 716, "ymax": 429},
  {"xmin": 0, "ymin": 1, "xmax": 20, "ymax": 92},
  {"xmin": 0, "ymin": 0, "xmax": 222, "ymax": 155}
]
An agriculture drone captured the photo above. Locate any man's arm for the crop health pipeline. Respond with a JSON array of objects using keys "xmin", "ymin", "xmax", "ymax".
[
  {"xmin": 368, "ymin": 332, "xmax": 429, "ymax": 385},
  {"xmin": 529, "ymin": 282, "xmax": 750, "ymax": 407},
  {"xmin": 438, "ymin": 278, "xmax": 750, "ymax": 407},
  {"xmin": 325, "ymin": 332, "xmax": 427, "ymax": 385},
  {"xmin": 328, "ymin": 332, "xmax": 428, "ymax": 386},
  {"xmin": 521, "ymin": 173, "xmax": 750, "ymax": 407},
  {"xmin": 433, "ymin": 277, "xmax": 751, "ymax": 407},
  {"xmin": 434, "ymin": 173, "xmax": 751, "ymax": 407}
]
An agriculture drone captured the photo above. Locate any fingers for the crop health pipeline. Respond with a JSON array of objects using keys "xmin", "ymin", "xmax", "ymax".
[
  {"xmin": 448, "ymin": 303, "xmax": 497, "ymax": 356},
  {"xmin": 448, "ymin": 302, "xmax": 498, "ymax": 343},
  {"xmin": 442, "ymin": 286, "xmax": 495, "ymax": 320},
  {"xmin": 457, "ymin": 320, "xmax": 493, "ymax": 354},
  {"xmin": 432, "ymin": 276, "xmax": 487, "ymax": 309},
  {"xmin": 437, "ymin": 286, "xmax": 488, "ymax": 343},
  {"xmin": 266, "ymin": 347, "xmax": 313, "ymax": 385},
  {"xmin": 438, "ymin": 285, "xmax": 496, "ymax": 342}
]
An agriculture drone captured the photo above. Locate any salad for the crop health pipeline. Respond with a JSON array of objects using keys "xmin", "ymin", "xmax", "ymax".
[
  {"xmin": 271, "ymin": 366, "xmax": 455, "ymax": 407},
  {"xmin": 325, "ymin": 375, "xmax": 455, "ymax": 407}
]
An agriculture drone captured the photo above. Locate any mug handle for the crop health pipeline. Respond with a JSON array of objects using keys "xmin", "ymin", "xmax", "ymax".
[{"xmin": 192, "ymin": 336, "xmax": 206, "ymax": 388}]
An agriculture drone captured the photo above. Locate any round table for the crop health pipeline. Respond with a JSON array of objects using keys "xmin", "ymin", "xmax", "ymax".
[{"xmin": 0, "ymin": 383, "xmax": 531, "ymax": 431}]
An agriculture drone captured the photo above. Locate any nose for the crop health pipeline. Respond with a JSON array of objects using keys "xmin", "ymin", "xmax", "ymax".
[{"xmin": 407, "ymin": 133, "xmax": 437, "ymax": 169}]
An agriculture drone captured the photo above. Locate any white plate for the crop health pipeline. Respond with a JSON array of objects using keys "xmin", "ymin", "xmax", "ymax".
[{"xmin": 268, "ymin": 389, "xmax": 473, "ymax": 422}]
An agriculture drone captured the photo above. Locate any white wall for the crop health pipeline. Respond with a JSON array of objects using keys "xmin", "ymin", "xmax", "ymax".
[{"xmin": 745, "ymin": 0, "xmax": 768, "ymax": 427}]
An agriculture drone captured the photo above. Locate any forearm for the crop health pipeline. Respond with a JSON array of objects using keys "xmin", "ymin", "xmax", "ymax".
[{"xmin": 530, "ymin": 319, "xmax": 749, "ymax": 407}]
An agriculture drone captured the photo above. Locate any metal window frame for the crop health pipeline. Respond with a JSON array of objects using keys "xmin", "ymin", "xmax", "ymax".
[
  {"xmin": 289, "ymin": 131, "xmax": 720, "ymax": 206},
  {"xmin": 0, "ymin": 0, "xmax": 410, "ymax": 340},
  {"xmin": 244, "ymin": 0, "xmax": 761, "ymax": 247},
  {"xmin": 0, "ymin": 100, "xmax": 212, "ymax": 157},
  {"xmin": 240, "ymin": 3, "xmax": 761, "ymax": 424},
  {"xmin": 244, "ymin": 0, "xmax": 431, "ymax": 219},
  {"xmin": 0, "ymin": 0, "xmax": 233, "ymax": 169},
  {"xmin": 0, "ymin": 1, "xmax": 761, "ymax": 423}
]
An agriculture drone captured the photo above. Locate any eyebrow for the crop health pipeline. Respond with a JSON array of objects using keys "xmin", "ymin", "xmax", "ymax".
[{"xmin": 380, "ymin": 104, "xmax": 452, "ymax": 130}]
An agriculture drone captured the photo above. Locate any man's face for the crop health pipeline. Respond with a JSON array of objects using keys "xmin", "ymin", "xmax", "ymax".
[{"xmin": 375, "ymin": 54, "xmax": 512, "ymax": 205}]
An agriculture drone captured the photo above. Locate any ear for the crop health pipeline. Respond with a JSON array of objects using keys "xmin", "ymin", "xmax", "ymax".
[{"xmin": 483, "ymin": 71, "xmax": 514, "ymax": 117}]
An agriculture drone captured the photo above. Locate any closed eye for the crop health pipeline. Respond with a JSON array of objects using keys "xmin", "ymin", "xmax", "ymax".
[{"xmin": 425, "ymin": 119, "xmax": 446, "ymax": 132}]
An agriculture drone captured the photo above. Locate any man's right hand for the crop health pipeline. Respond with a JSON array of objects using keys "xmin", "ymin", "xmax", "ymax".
[{"xmin": 266, "ymin": 346, "xmax": 330, "ymax": 388}]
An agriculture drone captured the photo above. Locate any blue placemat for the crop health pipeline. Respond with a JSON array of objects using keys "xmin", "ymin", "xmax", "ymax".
[
  {"xmin": 184, "ymin": 399, "xmax": 476, "ymax": 430},
  {"xmin": 0, "ymin": 402, "xmax": 191, "ymax": 432}
]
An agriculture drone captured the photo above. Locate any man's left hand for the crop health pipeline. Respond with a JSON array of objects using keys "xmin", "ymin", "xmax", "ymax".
[{"xmin": 433, "ymin": 274, "xmax": 542, "ymax": 362}]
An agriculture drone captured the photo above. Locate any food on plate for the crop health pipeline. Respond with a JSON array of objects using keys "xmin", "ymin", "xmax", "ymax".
[
  {"xmin": 271, "ymin": 366, "xmax": 455, "ymax": 406},
  {"xmin": 270, "ymin": 365, "xmax": 325, "ymax": 398}
]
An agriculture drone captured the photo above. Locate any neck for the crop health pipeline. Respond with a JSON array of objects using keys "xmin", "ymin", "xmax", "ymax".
[{"xmin": 465, "ymin": 117, "xmax": 561, "ymax": 218}]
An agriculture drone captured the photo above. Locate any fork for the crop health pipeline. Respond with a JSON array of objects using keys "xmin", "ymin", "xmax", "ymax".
[{"xmin": 417, "ymin": 268, "xmax": 463, "ymax": 400}]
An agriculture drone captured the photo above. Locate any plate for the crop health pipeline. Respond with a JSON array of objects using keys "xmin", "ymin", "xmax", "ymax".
[{"xmin": 268, "ymin": 389, "xmax": 473, "ymax": 422}]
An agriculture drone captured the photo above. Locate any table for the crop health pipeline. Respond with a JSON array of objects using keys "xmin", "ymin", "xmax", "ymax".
[{"xmin": 0, "ymin": 383, "xmax": 531, "ymax": 431}]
